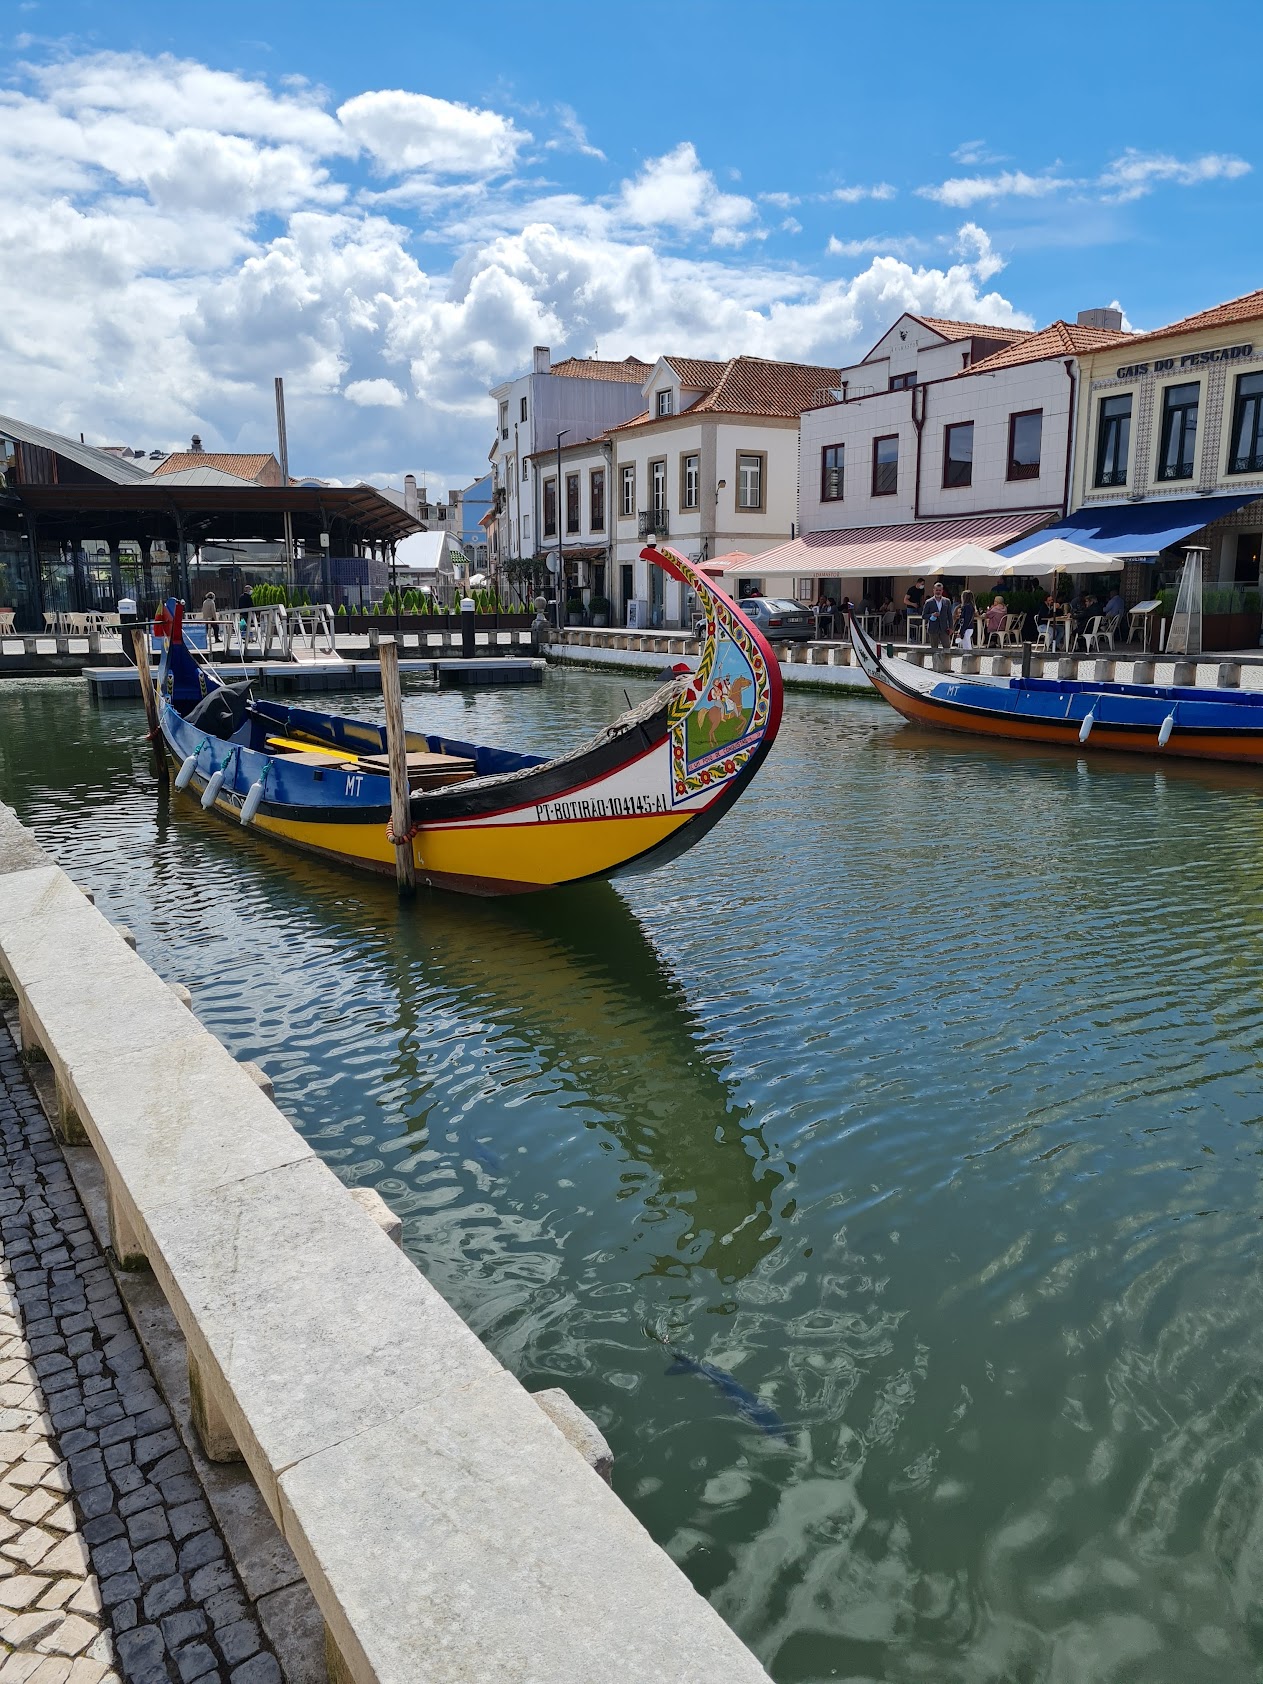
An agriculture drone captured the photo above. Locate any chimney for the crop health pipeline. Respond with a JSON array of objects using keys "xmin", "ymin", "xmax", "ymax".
[
  {"xmin": 404, "ymin": 472, "xmax": 418, "ymax": 516},
  {"xmin": 532, "ymin": 346, "xmax": 550, "ymax": 375},
  {"xmin": 190, "ymin": 434, "xmax": 203, "ymax": 452},
  {"xmin": 1077, "ymin": 307, "xmax": 1125, "ymax": 332}
]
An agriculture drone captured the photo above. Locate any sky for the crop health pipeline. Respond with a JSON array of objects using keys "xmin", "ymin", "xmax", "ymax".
[{"xmin": 4, "ymin": 0, "xmax": 1263, "ymax": 494}]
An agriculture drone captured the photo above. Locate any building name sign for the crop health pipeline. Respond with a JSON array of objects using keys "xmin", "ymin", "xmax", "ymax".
[{"xmin": 1116, "ymin": 343, "xmax": 1254, "ymax": 379}]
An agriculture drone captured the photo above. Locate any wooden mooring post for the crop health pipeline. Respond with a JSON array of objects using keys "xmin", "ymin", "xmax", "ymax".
[
  {"xmin": 378, "ymin": 636, "xmax": 416, "ymax": 895},
  {"xmin": 132, "ymin": 627, "xmax": 169, "ymax": 784}
]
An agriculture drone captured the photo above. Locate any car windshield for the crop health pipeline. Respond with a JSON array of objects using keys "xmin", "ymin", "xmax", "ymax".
[{"xmin": 764, "ymin": 600, "xmax": 802, "ymax": 614}]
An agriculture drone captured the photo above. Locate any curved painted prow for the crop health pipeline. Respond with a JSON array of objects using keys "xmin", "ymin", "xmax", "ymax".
[{"xmin": 640, "ymin": 543, "xmax": 783, "ymax": 802}]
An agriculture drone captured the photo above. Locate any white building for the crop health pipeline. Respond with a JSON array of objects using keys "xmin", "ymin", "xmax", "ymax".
[
  {"xmin": 747, "ymin": 312, "xmax": 1129, "ymax": 601},
  {"xmin": 488, "ymin": 348, "xmax": 651, "ymax": 584},
  {"xmin": 609, "ymin": 355, "xmax": 841, "ymax": 627},
  {"xmin": 527, "ymin": 436, "xmax": 613, "ymax": 610}
]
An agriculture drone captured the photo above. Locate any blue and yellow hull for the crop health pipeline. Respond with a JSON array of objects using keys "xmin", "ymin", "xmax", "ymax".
[{"xmin": 160, "ymin": 546, "xmax": 783, "ymax": 896}]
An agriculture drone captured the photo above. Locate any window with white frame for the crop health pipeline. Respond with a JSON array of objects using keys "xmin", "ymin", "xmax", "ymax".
[
  {"xmin": 682, "ymin": 452, "xmax": 700, "ymax": 510},
  {"xmin": 621, "ymin": 464, "xmax": 635, "ymax": 516},
  {"xmin": 498, "ymin": 402, "xmax": 508, "ymax": 440},
  {"xmin": 657, "ymin": 389, "xmax": 674, "ymax": 416},
  {"xmin": 650, "ymin": 458, "xmax": 667, "ymax": 514},
  {"xmin": 736, "ymin": 452, "xmax": 764, "ymax": 511}
]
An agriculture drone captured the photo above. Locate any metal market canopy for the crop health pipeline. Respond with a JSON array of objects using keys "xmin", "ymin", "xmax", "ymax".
[
  {"xmin": 734, "ymin": 512, "xmax": 1057, "ymax": 579},
  {"xmin": 1000, "ymin": 493, "xmax": 1262, "ymax": 560},
  {"xmin": 12, "ymin": 481, "xmax": 422, "ymax": 547}
]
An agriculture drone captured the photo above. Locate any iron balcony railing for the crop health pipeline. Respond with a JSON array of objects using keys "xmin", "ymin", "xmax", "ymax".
[
  {"xmin": 1231, "ymin": 453, "xmax": 1263, "ymax": 474},
  {"xmin": 1095, "ymin": 468, "xmax": 1128, "ymax": 487},
  {"xmin": 638, "ymin": 508, "xmax": 669, "ymax": 538}
]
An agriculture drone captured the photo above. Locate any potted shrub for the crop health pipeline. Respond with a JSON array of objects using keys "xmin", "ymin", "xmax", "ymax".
[{"xmin": 589, "ymin": 594, "xmax": 611, "ymax": 628}]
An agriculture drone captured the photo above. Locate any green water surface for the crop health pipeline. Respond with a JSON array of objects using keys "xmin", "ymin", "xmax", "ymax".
[{"xmin": 3, "ymin": 669, "xmax": 1263, "ymax": 1683}]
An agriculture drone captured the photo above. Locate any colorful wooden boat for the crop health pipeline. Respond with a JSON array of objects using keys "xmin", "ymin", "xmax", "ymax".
[
  {"xmin": 156, "ymin": 543, "xmax": 782, "ymax": 895},
  {"xmin": 849, "ymin": 615, "xmax": 1263, "ymax": 764}
]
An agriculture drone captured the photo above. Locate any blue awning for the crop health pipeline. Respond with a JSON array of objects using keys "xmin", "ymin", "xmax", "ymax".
[{"xmin": 1000, "ymin": 493, "xmax": 1263, "ymax": 560}]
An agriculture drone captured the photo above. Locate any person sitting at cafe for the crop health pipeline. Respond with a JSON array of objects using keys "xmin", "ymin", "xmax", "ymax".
[
  {"xmin": 983, "ymin": 595, "xmax": 1008, "ymax": 642},
  {"xmin": 1104, "ymin": 587, "xmax": 1126, "ymax": 624},
  {"xmin": 1037, "ymin": 592, "xmax": 1062, "ymax": 648}
]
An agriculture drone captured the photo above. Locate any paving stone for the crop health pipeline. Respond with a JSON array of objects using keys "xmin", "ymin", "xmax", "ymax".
[
  {"xmin": 156, "ymin": 1611, "xmax": 206, "ymax": 1654},
  {"xmin": 117, "ymin": 1484, "xmax": 161, "ymax": 1519},
  {"xmin": 228, "ymin": 1656, "xmax": 280, "ymax": 1684},
  {"xmin": 215, "ymin": 1621, "xmax": 260, "ymax": 1667},
  {"xmin": 80, "ymin": 1515, "xmax": 124, "ymax": 1547},
  {"xmin": 173, "ymin": 1645, "xmax": 216, "ymax": 1684},
  {"xmin": 90, "ymin": 1537, "xmax": 133, "ymax": 1579},
  {"xmin": 140, "ymin": 1578, "xmax": 185, "ymax": 1623},
  {"xmin": 187, "ymin": 1561, "xmax": 233, "ymax": 1604},
  {"xmin": 126, "ymin": 1507, "xmax": 169, "ymax": 1547},
  {"xmin": 146, "ymin": 1453, "xmax": 189, "ymax": 1486},
  {"xmin": 133, "ymin": 1431, "xmax": 179, "ymax": 1471},
  {"xmin": 175, "ymin": 1532, "xmax": 221, "ymax": 1576},
  {"xmin": 37, "ymin": 1614, "xmax": 99, "ymax": 1657},
  {"xmin": 133, "ymin": 1541, "xmax": 177, "ymax": 1585},
  {"xmin": 201, "ymin": 1592, "xmax": 246, "ymax": 1633},
  {"xmin": 113, "ymin": 1628, "xmax": 164, "ymax": 1676},
  {"xmin": 97, "ymin": 1572, "xmax": 141, "ymax": 1609},
  {"xmin": 165, "ymin": 1504, "xmax": 210, "ymax": 1545}
]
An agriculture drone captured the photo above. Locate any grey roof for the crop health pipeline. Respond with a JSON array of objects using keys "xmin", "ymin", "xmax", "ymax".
[
  {"xmin": 149, "ymin": 466, "xmax": 257, "ymax": 487},
  {"xmin": 0, "ymin": 412, "xmax": 151, "ymax": 484}
]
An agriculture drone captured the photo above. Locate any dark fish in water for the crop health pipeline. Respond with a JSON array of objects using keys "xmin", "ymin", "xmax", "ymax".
[
  {"xmin": 664, "ymin": 1346, "xmax": 791, "ymax": 1443},
  {"xmin": 466, "ymin": 1139, "xmax": 501, "ymax": 1172}
]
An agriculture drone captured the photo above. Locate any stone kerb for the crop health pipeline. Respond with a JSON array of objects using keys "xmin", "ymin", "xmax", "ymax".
[{"xmin": 0, "ymin": 801, "xmax": 773, "ymax": 1684}]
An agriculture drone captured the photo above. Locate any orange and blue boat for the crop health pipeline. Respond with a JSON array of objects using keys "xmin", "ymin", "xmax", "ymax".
[
  {"xmin": 156, "ymin": 543, "xmax": 782, "ymax": 895},
  {"xmin": 850, "ymin": 614, "xmax": 1263, "ymax": 764}
]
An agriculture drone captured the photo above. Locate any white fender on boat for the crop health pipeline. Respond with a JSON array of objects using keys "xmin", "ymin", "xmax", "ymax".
[
  {"xmin": 200, "ymin": 767, "xmax": 225, "ymax": 808},
  {"xmin": 174, "ymin": 754, "xmax": 198, "ymax": 790},
  {"xmin": 1079, "ymin": 711, "xmax": 1095, "ymax": 743},
  {"xmin": 1158, "ymin": 712, "xmax": 1176, "ymax": 747},
  {"xmin": 240, "ymin": 758, "xmax": 272, "ymax": 826},
  {"xmin": 240, "ymin": 779, "xmax": 266, "ymax": 825}
]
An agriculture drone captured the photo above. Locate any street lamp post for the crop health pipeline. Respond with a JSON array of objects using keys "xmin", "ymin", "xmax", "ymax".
[{"xmin": 555, "ymin": 429, "xmax": 569, "ymax": 629}]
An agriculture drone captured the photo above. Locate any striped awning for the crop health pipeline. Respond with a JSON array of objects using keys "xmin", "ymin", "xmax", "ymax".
[{"xmin": 730, "ymin": 511, "xmax": 1058, "ymax": 578}]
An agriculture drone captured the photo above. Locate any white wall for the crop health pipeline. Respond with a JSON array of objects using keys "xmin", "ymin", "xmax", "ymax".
[
  {"xmin": 919, "ymin": 358, "xmax": 1072, "ymax": 519},
  {"xmin": 799, "ymin": 391, "xmax": 918, "ymax": 530},
  {"xmin": 799, "ymin": 359, "xmax": 1070, "ymax": 534}
]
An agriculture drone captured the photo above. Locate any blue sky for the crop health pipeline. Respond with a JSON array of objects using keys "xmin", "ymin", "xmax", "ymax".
[{"xmin": 4, "ymin": 0, "xmax": 1262, "ymax": 489}]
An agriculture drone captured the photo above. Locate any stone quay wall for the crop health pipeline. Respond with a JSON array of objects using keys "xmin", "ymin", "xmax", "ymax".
[{"xmin": 0, "ymin": 801, "xmax": 772, "ymax": 1684}]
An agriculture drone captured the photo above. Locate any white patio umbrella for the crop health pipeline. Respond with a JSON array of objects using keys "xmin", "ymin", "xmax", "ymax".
[
  {"xmin": 997, "ymin": 538, "xmax": 1120, "ymax": 576},
  {"xmin": 917, "ymin": 542, "xmax": 1012, "ymax": 576}
]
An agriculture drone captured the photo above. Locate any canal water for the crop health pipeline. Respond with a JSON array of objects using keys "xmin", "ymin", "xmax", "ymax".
[{"xmin": 3, "ymin": 669, "xmax": 1263, "ymax": 1682}]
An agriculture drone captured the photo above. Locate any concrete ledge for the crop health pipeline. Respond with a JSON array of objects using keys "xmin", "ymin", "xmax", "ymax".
[{"xmin": 0, "ymin": 802, "xmax": 772, "ymax": 1684}]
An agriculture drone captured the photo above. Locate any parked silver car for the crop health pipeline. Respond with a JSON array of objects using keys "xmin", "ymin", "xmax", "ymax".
[
  {"xmin": 737, "ymin": 597, "xmax": 814, "ymax": 641},
  {"xmin": 692, "ymin": 596, "xmax": 815, "ymax": 642}
]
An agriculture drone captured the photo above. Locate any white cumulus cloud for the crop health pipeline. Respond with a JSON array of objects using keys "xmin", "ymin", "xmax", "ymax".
[
  {"xmin": 617, "ymin": 142, "xmax": 760, "ymax": 246},
  {"xmin": 337, "ymin": 89, "xmax": 527, "ymax": 175},
  {"xmin": 344, "ymin": 378, "xmax": 408, "ymax": 408}
]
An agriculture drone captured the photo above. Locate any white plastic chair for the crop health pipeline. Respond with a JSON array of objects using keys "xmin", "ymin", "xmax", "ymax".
[{"xmin": 1082, "ymin": 615, "xmax": 1115, "ymax": 653}]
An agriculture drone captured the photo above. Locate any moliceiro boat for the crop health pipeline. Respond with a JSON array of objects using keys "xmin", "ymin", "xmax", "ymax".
[
  {"xmin": 849, "ymin": 617, "xmax": 1263, "ymax": 765},
  {"xmin": 157, "ymin": 544, "xmax": 782, "ymax": 895}
]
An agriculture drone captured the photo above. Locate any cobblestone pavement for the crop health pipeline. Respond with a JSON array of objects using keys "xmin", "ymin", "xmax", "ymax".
[{"xmin": 0, "ymin": 1037, "xmax": 282, "ymax": 1684}]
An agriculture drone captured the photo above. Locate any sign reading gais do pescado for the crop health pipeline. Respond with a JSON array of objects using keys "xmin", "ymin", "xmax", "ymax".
[{"xmin": 1116, "ymin": 343, "xmax": 1254, "ymax": 379}]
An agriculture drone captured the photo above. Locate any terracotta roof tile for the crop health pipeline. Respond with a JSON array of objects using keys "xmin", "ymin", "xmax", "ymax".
[
  {"xmin": 692, "ymin": 357, "xmax": 844, "ymax": 418},
  {"xmin": 1107, "ymin": 288, "xmax": 1263, "ymax": 352},
  {"xmin": 549, "ymin": 356, "xmax": 652, "ymax": 383},
  {"xmin": 909, "ymin": 315, "xmax": 1034, "ymax": 344},
  {"xmin": 961, "ymin": 320, "xmax": 1131, "ymax": 375},
  {"xmin": 605, "ymin": 356, "xmax": 844, "ymax": 432},
  {"xmin": 663, "ymin": 357, "xmax": 729, "ymax": 390},
  {"xmin": 152, "ymin": 451, "xmax": 279, "ymax": 482}
]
